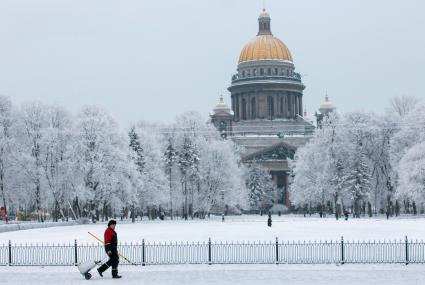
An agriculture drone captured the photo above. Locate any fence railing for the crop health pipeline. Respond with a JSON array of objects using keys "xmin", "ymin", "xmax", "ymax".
[{"xmin": 1, "ymin": 237, "xmax": 424, "ymax": 266}]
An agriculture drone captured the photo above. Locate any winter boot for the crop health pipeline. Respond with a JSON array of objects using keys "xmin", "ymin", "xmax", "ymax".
[
  {"xmin": 97, "ymin": 264, "xmax": 108, "ymax": 277},
  {"xmin": 112, "ymin": 269, "xmax": 122, "ymax": 279}
]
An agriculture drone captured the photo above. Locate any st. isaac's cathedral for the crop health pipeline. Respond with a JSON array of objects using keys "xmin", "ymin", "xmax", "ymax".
[{"xmin": 210, "ymin": 9, "xmax": 335, "ymax": 208}]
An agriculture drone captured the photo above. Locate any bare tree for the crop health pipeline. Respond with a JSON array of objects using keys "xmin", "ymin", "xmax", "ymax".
[{"xmin": 388, "ymin": 95, "xmax": 421, "ymax": 118}]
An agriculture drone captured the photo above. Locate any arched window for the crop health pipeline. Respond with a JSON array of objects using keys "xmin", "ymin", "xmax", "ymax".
[
  {"xmin": 242, "ymin": 70, "xmax": 245, "ymax": 77},
  {"xmin": 260, "ymin": 68, "xmax": 264, "ymax": 76},
  {"xmin": 267, "ymin": 96, "xmax": 274, "ymax": 119},
  {"xmin": 251, "ymin": 97, "xmax": 256, "ymax": 119},
  {"xmin": 267, "ymin": 68, "xmax": 271, "ymax": 75}
]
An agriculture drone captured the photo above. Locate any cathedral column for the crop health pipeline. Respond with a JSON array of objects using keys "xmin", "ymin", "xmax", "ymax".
[
  {"xmin": 289, "ymin": 93, "xmax": 293, "ymax": 118},
  {"xmin": 238, "ymin": 95, "xmax": 243, "ymax": 121},
  {"xmin": 294, "ymin": 94, "xmax": 299, "ymax": 118},
  {"xmin": 254, "ymin": 94, "xmax": 258, "ymax": 119},
  {"xmin": 299, "ymin": 94, "xmax": 304, "ymax": 116},
  {"xmin": 285, "ymin": 173, "xmax": 290, "ymax": 207},
  {"xmin": 231, "ymin": 95, "xmax": 234, "ymax": 114},
  {"xmin": 274, "ymin": 94, "xmax": 278, "ymax": 119},
  {"xmin": 274, "ymin": 175, "xmax": 279, "ymax": 203},
  {"xmin": 247, "ymin": 94, "xmax": 251, "ymax": 120},
  {"xmin": 234, "ymin": 94, "xmax": 238, "ymax": 121}
]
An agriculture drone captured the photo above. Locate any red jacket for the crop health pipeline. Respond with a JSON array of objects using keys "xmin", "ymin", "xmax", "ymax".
[{"xmin": 104, "ymin": 227, "xmax": 117, "ymax": 252}]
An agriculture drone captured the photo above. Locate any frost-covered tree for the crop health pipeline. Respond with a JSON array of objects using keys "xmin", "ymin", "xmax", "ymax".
[
  {"xmin": 392, "ymin": 108, "xmax": 424, "ymax": 174},
  {"xmin": 128, "ymin": 126, "xmax": 144, "ymax": 221},
  {"xmin": 164, "ymin": 135, "xmax": 178, "ymax": 219},
  {"xmin": 177, "ymin": 134, "xmax": 200, "ymax": 219},
  {"xmin": 197, "ymin": 139, "xmax": 247, "ymax": 216},
  {"xmin": 72, "ymin": 106, "xmax": 134, "ymax": 221},
  {"xmin": 41, "ymin": 106, "xmax": 73, "ymax": 221},
  {"xmin": 391, "ymin": 102, "xmax": 425, "ymax": 207},
  {"xmin": 14, "ymin": 102, "xmax": 49, "ymax": 221},
  {"xmin": 247, "ymin": 163, "xmax": 274, "ymax": 212},
  {"xmin": 344, "ymin": 149, "xmax": 371, "ymax": 217},
  {"xmin": 388, "ymin": 95, "xmax": 421, "ymax": 118},
  {"xmin": 0, "ymin": 95, "xmax": 16, "ymax": 214},
  {"xmin": 291, "ymin": 112, "xmax": 378, "ymax": 216},
  {"xmin": 390, "ymin": 102, "xmax": 425, "ymax": 177},
  {"xmin": 397, "ymin": 142, "xmax": 425, "ymax": 205},
  {"xmin": 290, "ymin": 114, "xmax": 338, "ymax": 214},
  {"xmin": 131, "ymin": 122, "xmax": 168, "ymax": 219},
  {"xmin": 128, "ymin": 126, "xmax": 145, "ymax": 172}
]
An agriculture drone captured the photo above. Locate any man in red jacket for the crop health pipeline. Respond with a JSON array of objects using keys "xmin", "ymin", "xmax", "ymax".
[{"xmin": 97, "ymin": 220, "xmax": 122, "ymax": 279}]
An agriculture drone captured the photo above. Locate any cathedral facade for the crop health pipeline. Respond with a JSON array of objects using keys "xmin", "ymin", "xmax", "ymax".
[{"xmin": 210, "ymin": 9, "xmax": 316, "ymax": 208}]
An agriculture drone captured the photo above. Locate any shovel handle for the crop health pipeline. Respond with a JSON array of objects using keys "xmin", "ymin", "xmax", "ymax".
[{"xmin": 87, "ymin": 232, "xmax": 137, "ymax": 265}]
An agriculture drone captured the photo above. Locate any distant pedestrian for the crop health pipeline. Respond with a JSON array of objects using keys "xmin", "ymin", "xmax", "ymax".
[
  {"xmin": 267, "ymin": 212, "xmax": 272, "ymax": 227},
  {"xmin": 344, "ymin": 210, "xmax": 349, "ymax": 221},
  {"xmin": 97, "ymin": 220, "xmax": 122, "ymax": 279}
]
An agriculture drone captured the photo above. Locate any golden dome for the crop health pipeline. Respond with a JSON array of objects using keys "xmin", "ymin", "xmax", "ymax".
[{"xmin": 238, "ymin": 35, "xmax": 293, "ymax": 63}]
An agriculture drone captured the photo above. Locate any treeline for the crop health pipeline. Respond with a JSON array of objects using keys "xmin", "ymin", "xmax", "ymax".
[
  {"xmin": 290, "ymin": 96, "xmax": 425, "ymax": 218},
  {"xmin": 0, "ymin": 95, "xmax": 253, "ymax": 222}
]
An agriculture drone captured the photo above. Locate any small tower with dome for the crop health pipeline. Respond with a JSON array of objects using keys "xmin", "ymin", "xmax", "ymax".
[
  {"xmin": 210, "ymin": 95, "xmax": 234, "ymax": 139},
  {"xmin": 315, "ymin": 95, "xmax": 336, "ymax": 128}
]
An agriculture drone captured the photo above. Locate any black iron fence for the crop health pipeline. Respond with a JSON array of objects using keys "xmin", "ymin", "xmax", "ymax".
[{"xmin": 1, "ymin": 237, "xmax": 424, "ymax": 266}]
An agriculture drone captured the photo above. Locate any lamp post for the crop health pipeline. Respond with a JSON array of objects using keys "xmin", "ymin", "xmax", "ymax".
[{"xmin": 220, "ymin": 190, "xmax": 225, "ymax": 222}]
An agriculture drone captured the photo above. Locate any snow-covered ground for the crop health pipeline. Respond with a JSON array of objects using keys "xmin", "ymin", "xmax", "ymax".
[
  {"xmin": 1, "ymin": 215, "xmax": 425, "ymax": 244},
  {"xmin": 1, "ymin": 264, "xmax": 424, "ymax": 285}
]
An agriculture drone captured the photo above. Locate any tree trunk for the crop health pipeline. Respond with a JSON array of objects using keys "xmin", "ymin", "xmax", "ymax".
[
  {"xmin": 184, "ymin": 181, "xmax": 188, "ymax": 220},
  {"xmin": 0, "ymin": 171, "xmax": 7, "ymax": 216},
  {"xmin": 334, "ymin": 194, "xmax": 339, "ymax": 220},
  {"xmin": 131, "ymin": 204, "xmax": 135, "ymax": 223},
  {"xmin": 169, "ymin": 167, "xmax": 173, "ymax": 220},
  {"xmin": 36, "ymin": 179, "xmax": 43, "ymax": 222}
]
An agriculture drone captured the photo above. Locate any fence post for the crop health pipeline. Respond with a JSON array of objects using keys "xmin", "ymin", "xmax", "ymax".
[
  {"xmin": 208, "ymin": 238, "xmax": 212, "ymax": 265},
  {"xmin": 275, "ymin": 237, "xmax": 279, "ymax": 265},
  {"xmin": 8, "ymin": 240, "xmax": 12, "ymax": 266},
  {"xmin": 142, "ymin": 239, "xmax": 145, "ymax": 266},
  {"xmin": 405, "ymin": 236, "xmax": 409, "ymax": 265},
  {"xmin": 74, "ymin": 239, "xmax": 78, "ymax": 266},
  {"xmin": 341, "ymin": 236, "xmax": 345, "ymax": 265}
]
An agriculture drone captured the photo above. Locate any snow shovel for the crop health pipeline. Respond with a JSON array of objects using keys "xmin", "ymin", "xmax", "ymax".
[
  {"xmin": 88, "ymin": 232, "xmax": 137, "ymax": 265},
  {"xmin": 77, "ymin": 259, "xmax": 105, "ymax": 280}
]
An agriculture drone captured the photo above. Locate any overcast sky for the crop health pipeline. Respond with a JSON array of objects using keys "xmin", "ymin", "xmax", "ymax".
[{"xmin": 0, "ymin": 0, "xmax": 424, "ymax": 126}]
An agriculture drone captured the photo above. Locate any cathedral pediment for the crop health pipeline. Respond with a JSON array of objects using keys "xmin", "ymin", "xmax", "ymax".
[{"xmin": 243, "ymin": 141, "xmax": 296, "ymax": 162}]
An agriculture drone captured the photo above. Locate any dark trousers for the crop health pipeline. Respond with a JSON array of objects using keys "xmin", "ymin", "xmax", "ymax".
[{"xmin": 99, "ymin": 250, "xmax": 119, "ymax": 276}]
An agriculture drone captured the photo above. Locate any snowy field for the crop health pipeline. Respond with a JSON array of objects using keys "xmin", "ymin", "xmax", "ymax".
[
  {"xmin": 1, "ymin": 264, "xmax": 424, "ymax": 285},
  {"xmin": 1, "ymin": 215, "xmax": 425, "ymax": 244},
  {"xmin": 2, "ymin": 216, "xmax": 425, "ymax": 284}
]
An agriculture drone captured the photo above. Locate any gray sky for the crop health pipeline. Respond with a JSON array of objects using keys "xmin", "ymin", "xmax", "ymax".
[{"xmin": 0, "ymin": 0, "xmax": 424, "ymax": 126}]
